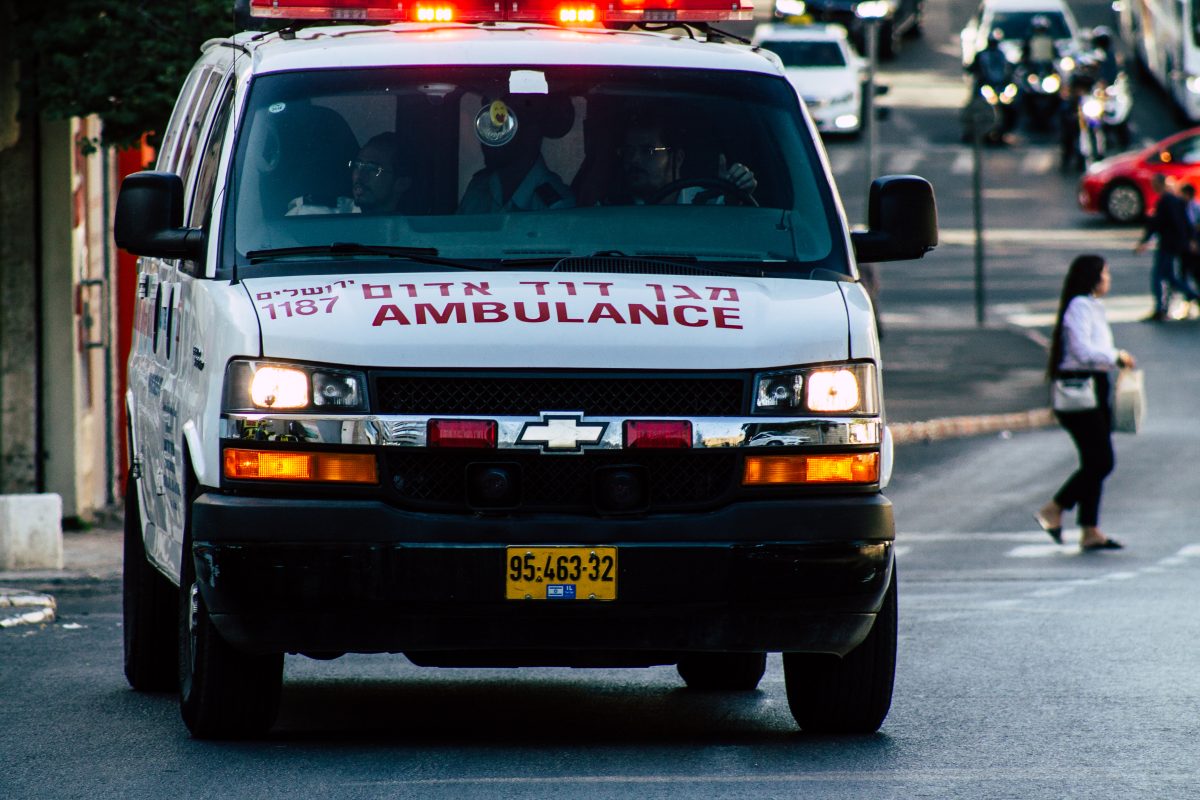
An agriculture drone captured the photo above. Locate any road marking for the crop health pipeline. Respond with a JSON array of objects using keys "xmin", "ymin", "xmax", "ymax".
[
  {"xmin": 1020, "ymin": 150, "xmax": 1056, "ymax": 174},
  {"xmin": 887, "ymin": 150, "xmax": 925, "ymax": 174},
  {"xmin": 950, "ymin": 150, "xmax": 973, "ymax": 174}
]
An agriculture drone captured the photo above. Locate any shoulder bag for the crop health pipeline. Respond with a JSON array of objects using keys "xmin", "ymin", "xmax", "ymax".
[{"xmin": 1051, "ymin": 374, "xmax": 1097, "ymax": 412}]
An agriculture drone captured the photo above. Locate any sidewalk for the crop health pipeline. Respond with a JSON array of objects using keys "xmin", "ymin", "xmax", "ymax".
[{"xmin": 0, "ymin": 318, "xmax": 1055, "ymax": 593}]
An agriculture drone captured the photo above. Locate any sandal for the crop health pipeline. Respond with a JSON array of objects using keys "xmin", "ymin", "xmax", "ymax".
[
  {"xmin": 1081, "ymin": 537, "xmax": 1124, "ymax": 551},
  {"xmin": 1034, "ymin": 513, "xmax": 1063, "ymax": 545}
]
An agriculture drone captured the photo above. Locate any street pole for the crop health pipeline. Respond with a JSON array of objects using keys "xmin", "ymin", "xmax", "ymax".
[{"xmin": 856, "ymin": 3, "xmax": 888, "ymax": 186}]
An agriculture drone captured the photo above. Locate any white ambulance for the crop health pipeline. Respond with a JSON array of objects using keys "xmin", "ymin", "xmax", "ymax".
[{"xmin": 115, "ymin": 0, "xmax": 937, "ymax": 739}]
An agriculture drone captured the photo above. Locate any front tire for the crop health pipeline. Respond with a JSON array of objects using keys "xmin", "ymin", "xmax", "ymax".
[
  {"xmin": 178, "ymin": 493, "xmax": 283, "ymax": 739},
  {"xmin": 677, "ymin": 652, "xmax": 767, "ymax": 691},
  {"xmin": 122, "ymin": 478, "xmax": 178, "ymax": 691},
  {"xmin": 1103, "ymin": 180, "xmax": 1144, "ymax": 223},
  {"xmin": 783, "ymin": 569, "xmax": 897, "ymax": 734}
]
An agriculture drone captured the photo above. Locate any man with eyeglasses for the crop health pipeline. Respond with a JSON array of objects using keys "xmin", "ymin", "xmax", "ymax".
[
  {"xmin": 287, "ymin": 132, "xmax": 414, "ymax": 215},
  {"xmin": 610, "ymin": 116, "xmax": 757, "ymax": 205}
]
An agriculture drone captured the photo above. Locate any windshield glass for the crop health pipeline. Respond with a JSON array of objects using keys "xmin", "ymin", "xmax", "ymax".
[
  {"xmin": 223, "ymin": 66, "xmax": 845, "ymax": 276},
  {"xmin": 758, "ymin": 41, "xmax": 848, "ymax": 68},
  {"xmin": 991, "ymin": 11, "xmax": 1071, "ymax": 41}
]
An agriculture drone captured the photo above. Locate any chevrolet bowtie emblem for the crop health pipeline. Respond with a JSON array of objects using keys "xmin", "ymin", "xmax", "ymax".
[{"xmin": 517, "ymin": 413, "xmax": 607, "ymax": 452}]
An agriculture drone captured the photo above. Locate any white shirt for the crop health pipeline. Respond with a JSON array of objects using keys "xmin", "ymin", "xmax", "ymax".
[
  {"xmin": 1058, "ymin": 295, "xmax": 1118, "ymax": 372},
  {"xmin": 457, "ymin": 155, "xmax": 574, "ymax": 214}
]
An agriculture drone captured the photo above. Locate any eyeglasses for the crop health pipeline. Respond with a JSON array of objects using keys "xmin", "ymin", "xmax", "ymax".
[
  {"xmin": 348, "ymin": 159, "xmax": 389, "ymax": 178},
  {"xmin": 617, "ymin": 145, "xmax": 672, "ymax": 160}
]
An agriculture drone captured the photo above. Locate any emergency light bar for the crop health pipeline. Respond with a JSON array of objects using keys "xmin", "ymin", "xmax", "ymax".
[{"xmin": 248, "ymin": 0, "xmax": 752, "ymax": 24}]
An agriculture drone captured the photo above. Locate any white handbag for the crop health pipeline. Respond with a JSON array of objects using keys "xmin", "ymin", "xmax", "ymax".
[
  {"xmin": 1051, "ymin": 375, "xmax": 1097, "ymax": 412},
  {"xmin": 1112, "ymin": 368, "xmax": 1146, "ymax": 434}
]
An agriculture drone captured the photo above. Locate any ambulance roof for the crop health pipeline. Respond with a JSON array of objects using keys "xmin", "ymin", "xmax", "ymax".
[{"xmin": 232, "ymin": 23, "xmax": 784, "ymax": 78}]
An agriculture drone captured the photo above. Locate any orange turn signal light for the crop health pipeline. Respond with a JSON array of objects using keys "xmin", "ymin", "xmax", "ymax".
[
  {"xmin": 224, "ymin": 448, "xmax": 378, "ymax": 484},
  {"xmin": 743, "ymin": 453, "xmax": 879, "ymax": 485}
]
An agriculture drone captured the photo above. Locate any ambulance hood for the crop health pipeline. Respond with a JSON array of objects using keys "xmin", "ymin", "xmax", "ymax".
[{"xmin": 242, "ymin": 271, "xmax": 850, "ymax": 371}]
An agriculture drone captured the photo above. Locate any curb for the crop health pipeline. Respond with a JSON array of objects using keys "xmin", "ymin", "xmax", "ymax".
[
  {"xmin": 0, "ymin": 588, "xmax": 57, "ymax": 628},
  {"xmin": 892, "ymin": 407, "xmax": 1055, "ymax": 445}
]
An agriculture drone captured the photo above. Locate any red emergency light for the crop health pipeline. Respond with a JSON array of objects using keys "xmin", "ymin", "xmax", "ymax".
[{"xmin": 248, "ymin": 0, "xmax": 752, "ymax": 24}]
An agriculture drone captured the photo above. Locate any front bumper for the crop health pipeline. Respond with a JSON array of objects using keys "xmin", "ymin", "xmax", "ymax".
[{"xmin": 191, "ymin": 492, "xmax": 894, "ymax": 660}]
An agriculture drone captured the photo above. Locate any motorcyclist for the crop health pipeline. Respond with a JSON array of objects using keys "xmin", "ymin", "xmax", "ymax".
[
  {"xmin": 1059, "ymin": 58, "xmax": 1099, "ymax": 173},
  {"xmin": 968, "ymin": 30, "xmax": 1016, "ymax": 140},
  {"xmin": 1090, "ymin": 26, "xmax": 1120, "ymax": 87},
  {"xmin": 1022, "ymin": 15, "xmax": 1057, "ymax": 68}
]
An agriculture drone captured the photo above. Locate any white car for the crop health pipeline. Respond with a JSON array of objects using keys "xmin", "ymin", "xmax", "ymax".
[
  {"xmin": 961, "ymin": 0, "xmax": 1082, "ymax": 67},
  {"xmin": 748, "ymin": 431, "xmax": 810, "ymax": 446},
  {"xmin": 753, "ymin": 24, "xmax": 866, "ymax": 136}
]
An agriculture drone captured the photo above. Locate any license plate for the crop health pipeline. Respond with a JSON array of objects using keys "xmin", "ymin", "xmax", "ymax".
[{"xmin": 505, "ymin": 546, "xmax": 617, "ymax": 601}]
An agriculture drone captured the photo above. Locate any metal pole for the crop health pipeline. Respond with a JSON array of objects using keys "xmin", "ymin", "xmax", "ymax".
[
  {"xmin": 973, "ymin": 120, "xmax": 986, "ymax": 327},
  {"xmin": 865, "ymin": 18, "xmax": 878, "ymax": 184}
]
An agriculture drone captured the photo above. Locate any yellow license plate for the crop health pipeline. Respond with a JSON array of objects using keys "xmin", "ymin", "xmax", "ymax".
[{"xmin": 505, "ymin": 546, "xmax": 617, "ymax": 601}]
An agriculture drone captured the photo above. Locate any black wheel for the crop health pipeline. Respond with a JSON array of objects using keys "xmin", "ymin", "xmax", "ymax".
[
  {"xmin": 179, "ymin": 492, "xmax": 283, "ymax": 739},
  {"xmin": 123, "ymin": 478, "xmax": 179, "ymax": 691},
  {"xmin": 783, "ymin": 569, "xmax": 897, "ymax": 734},
  {"xmin": 1103, "ymin": 180, "xmax": 1144, "ymax": 223},
  {"xmin": 677, "ymin": 652, "xmax": 767, "ymax": 691},
  {"xmin": 879, "ymin": 22, "xmax": 901, "ymax": 59}
]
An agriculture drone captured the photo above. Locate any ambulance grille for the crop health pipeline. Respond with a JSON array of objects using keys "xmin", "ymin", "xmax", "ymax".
[
  {"xmin": 385, "ymin": 451, "xmax": 739, "ymax": 513},
  {"xmin": 373, "ymin": 375, "xmax": 745, "ymax": 416}
]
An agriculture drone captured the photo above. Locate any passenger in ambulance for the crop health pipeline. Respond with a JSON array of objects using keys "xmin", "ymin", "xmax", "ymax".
[
  {"xmin": 605, "ymin": 114, "xmax": 758, "ymax": 206},
  {"xmin": 287, "ymin": 132, "xmax": 417, "ymax": 215},
  {"xmin": 457, "ymin": 94, "xmax": 576, "ymax": 213}
]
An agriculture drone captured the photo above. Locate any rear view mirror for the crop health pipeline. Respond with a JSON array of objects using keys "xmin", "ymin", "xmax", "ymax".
[
  {"xmin": 114, "ymin": 171, "xmax": 205, "ymax": 262},
  {"xmin": 851, "ymin": 175, "xmax": 938, "ymax": 263}
]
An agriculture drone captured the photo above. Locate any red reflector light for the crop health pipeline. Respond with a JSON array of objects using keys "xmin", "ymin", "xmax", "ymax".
[
  {"xmin": 623, "ymin": 420, "xmax": 693, "ymax": 449},
  {"xmin": 428, "ymin": 419, "xmax": 498, "ymax": 448}
]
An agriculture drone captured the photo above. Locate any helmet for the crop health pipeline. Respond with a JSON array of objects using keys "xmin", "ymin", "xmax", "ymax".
[
  {"xmin": 1091, "ymin": 25, "xmax": 1113, "ymax": 50},
  {"xmin": 1030, "ymin": 15, "xmax": 1050, "ymax": 33}
]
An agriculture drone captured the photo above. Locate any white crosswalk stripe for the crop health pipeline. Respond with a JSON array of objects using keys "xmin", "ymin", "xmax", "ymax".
[{"xmin": 826, "ymin": 146, "xmax": 1062, "ymax": 177}]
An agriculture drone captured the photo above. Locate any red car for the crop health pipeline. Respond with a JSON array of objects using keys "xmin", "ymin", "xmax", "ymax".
[{"xmin": 1078, "ymin": 126, "xmax": 1200, "ymax": 223}]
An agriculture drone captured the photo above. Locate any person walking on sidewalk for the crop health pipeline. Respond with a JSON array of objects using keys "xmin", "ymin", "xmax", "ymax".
[
  {"xmin": 1134, "ymin": 174, "xmax": 1200, "ymax": 321},
  {"xmin": 1036, "ymin": 254, "xmax": 1135, "ymax": 551}
]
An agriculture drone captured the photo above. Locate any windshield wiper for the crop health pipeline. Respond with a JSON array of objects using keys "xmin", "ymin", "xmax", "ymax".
[{"xmin": 244, "ymin": 243, "xmax": 487, "ymax": 271}]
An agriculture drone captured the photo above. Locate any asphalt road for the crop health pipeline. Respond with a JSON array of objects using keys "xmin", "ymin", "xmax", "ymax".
[
  {"xmin": 4, "ymin": 318, "xmax": 1194, "ymax": 800},
  {"xmin": 5, "ymin": 0, "xmax": 1200, "ymax": 796}
]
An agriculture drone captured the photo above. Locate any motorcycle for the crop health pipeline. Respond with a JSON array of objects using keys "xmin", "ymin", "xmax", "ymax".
[
  {"xmin": 962, "ymin": 78, "xmax": 1019, "ymax": 144},
  {"xmin": 1015, "ymin": 60, "xmax": 1063, "ymax": 131},
  {"xmin": 1060, "ymin": 84, "xmax": 1106, "ymax": 173}
]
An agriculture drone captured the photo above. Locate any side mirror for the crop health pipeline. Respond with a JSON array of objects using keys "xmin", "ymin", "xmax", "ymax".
[
  {"xmin": 851, "ymin": 175, "xmax": 938, "ymax": 263},
  {"xmin": 114, "ymin": 171, "xmax": 205, "ymax": 262}
]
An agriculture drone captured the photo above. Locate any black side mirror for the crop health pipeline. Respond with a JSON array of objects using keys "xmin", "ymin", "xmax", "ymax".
[
  {"xmin": 114, "ymin": 171, "xmax": 205, "ymax": 262},
  {"xmin": 851, "ymin": 175, "xmax": 938, "ymax": 263}
]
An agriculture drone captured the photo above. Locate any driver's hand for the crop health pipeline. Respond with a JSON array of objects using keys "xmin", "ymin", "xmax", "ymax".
[{"xmin": 718, "ymin": 154, "xmax": 758, "ymax": 193}]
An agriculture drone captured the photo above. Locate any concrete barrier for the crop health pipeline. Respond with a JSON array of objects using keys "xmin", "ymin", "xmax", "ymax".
[{"xmin": 0, "ymin": 494, "xmax": 63, "ymax": 570}]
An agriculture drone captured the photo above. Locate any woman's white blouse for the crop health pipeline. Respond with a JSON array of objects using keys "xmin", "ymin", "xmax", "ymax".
[{"xmin": 1058, "ymin": 295, "xmax": 1118, "ymax": 371}]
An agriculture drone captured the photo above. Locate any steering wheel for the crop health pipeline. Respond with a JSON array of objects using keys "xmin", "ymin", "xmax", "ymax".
[{"xmin": 646, "ymin": 177, "xmax": 759, "ymax": 207}]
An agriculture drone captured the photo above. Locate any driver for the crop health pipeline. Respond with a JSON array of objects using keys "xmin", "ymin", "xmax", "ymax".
[{"xmin": 608, "ymin": 115, "xmax": 757, "ymax": 205}]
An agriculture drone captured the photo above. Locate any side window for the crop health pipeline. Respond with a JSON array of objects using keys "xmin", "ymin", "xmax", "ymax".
[
  {"xmin": 188, "ymin": 80, "xmax": 236, "ymax": 228},
  {"xmin": 1168, "ymin": 136, "xmax": 1200, "ymax": 164},
  {"xmin": 157, "ymin": 68, "xmax": 203, "ymax": 173},
  {"xmin": 176, "ymin": 69, "xmax": 222, "ymax": 196}
]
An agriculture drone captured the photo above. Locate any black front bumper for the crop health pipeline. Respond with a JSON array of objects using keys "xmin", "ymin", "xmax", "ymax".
[{"xmin": 191, "ymin": 493, "xmax": 894, "ymax": 659}]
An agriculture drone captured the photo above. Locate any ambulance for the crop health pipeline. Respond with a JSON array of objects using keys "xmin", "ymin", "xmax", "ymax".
[{"xmin": 114, "ymin": 0, "xmax": 938, "ymax": 739}]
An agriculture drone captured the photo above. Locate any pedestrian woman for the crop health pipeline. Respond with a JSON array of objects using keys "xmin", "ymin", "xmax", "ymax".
[{"xmin": 1036, "ymin": 254, "xmax": 1136, "ymax": 550}]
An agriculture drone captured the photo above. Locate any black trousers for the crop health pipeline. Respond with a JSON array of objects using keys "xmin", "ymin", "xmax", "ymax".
[{"xmin": 1053, "ymin": 372, "xmax": 1114, "ymax": 527}]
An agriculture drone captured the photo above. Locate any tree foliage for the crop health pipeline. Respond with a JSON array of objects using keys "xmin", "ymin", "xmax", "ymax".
[{"xmin": 11, "ymin": 0, "xmax": 238, "ymax": 150}]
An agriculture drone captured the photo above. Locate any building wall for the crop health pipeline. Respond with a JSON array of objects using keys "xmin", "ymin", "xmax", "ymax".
[{"xmin": 0, "ymin": 39, "xmax": 39, "ymax": 494}]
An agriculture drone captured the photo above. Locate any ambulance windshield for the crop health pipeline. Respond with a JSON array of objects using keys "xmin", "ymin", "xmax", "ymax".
[{"xmin": 225, "ymin": 66, "xmax": 846, "ymax": 275}]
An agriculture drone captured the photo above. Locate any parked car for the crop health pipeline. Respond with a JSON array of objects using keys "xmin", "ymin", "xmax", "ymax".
[
  {"xmin": 1078, "ymin": 126, "xmax": 1200, "ymax": 222},
  {"xmin": 749, "ymin": 431, "xmax": 811, "ymax": 446},
  {"xmin": 960, "ymin": 0, "xmax": 1081, "ymax": 68},
  {"xmin": 753, "ymin": 24, "xmax": 867, "ymax": 137},
  {"xmin": 775, "ymin": 0, "xmax": 924, "ymax": 59}
]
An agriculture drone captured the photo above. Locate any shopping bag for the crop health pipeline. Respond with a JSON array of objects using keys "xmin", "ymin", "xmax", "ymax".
[{"xmin": 1112, "ymin": 368, "xmax": 1145, "ymax": 434}]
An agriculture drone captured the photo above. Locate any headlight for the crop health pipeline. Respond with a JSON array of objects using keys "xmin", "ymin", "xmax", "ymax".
[
  {"xmin": 224, "ymin": 360, "xmax": 368, "ymax": 412},
  {"xmin": 1042, "ymin": 74, "xmax": 1061, "ymax": 93},
  {"xmin": 775, "ymin": 0, "xmax": 806, "ymax": 16},
  {"xmin": 753, "ymin": 363, "xmax": 878, "ymax": 415}
]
